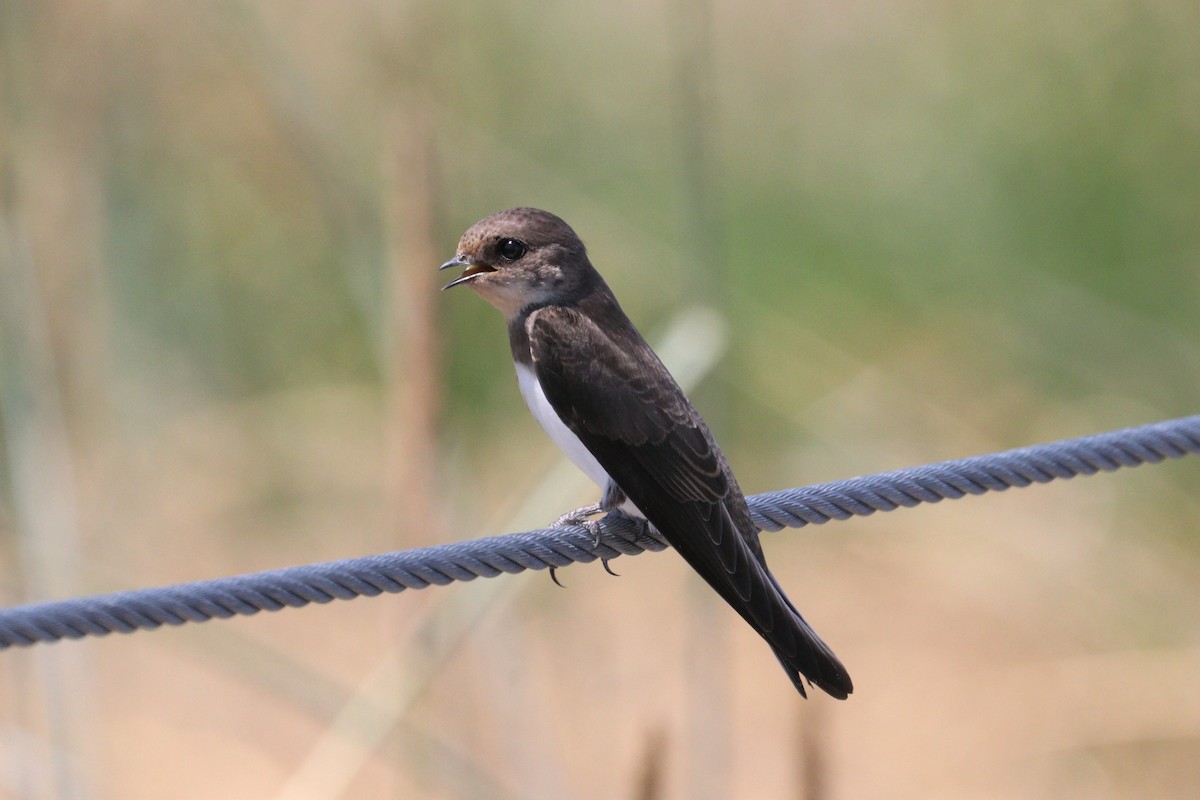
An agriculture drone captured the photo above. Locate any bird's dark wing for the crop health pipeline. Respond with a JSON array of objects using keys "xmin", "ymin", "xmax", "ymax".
[{"xmin": 527, "ymin": 305, "xmax": 852, "ymax": 699}]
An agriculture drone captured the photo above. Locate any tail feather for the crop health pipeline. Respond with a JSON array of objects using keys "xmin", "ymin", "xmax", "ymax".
[{"xmin": 763, "ymin": 572, "xmax": 853, "ymax": 699}]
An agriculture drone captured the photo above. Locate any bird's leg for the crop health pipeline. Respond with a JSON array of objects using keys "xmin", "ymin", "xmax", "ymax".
[
  {"xmin": 586, "ymin": 506, "xmax": 654, "ymax": 577},
  {"xmin": 552, "ymin": 500, "xmax": 614, "ymax": 552},
  {"xmin": 600, "ymin": 507, "xmax": 651, "ymax": 542},
  {"xmin": 548, "ymin": 502, "xmax": 606, "ymax": 586},
  {"xmin": 549, "ymin": 491, "xmax": 632, "ymax": 577},
  {"xmin": 551, "ymin": 502, "xmax": 604, "ymax": 529}
]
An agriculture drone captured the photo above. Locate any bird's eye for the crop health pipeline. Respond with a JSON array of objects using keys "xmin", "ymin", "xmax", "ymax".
[{"xmin": 497, "ymin": 238, "xmax": 527, "ymax": 261}]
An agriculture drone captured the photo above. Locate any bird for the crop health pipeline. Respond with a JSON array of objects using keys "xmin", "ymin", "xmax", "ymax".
[{"xmin": 440, "ymin": 207, "xmax": 852, "ymax": 699}]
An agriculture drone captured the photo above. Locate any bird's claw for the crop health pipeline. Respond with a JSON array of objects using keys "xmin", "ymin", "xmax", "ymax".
[
  {"xmin": 551, "ymin": 502, "xmax": 607, "ymax": 547},
  {"xmin": 552, "ymin": 503, "xmax": 604, "ymax": 529},
  {"xmin": 606, "ymin": 508, "xmax": 651, "ymax": 541},
  {"xmin": 549, "ymin": 502, "xmax": 622, "ymax": 579}
]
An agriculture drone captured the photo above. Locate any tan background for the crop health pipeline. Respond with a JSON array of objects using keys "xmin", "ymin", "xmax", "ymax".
[{"xmin": 1, "ymin": 2, "xmax": 1198, "ymax": 798}]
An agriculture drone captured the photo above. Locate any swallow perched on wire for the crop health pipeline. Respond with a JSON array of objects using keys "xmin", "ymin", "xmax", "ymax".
[{"xmin": 441, "ymin": 207, "xmax": 851, "ymax": 698}]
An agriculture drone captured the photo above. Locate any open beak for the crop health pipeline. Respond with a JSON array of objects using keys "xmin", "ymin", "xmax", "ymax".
[{"xmin": 440, "ymin": 254, "xmax": 495, "ymax": 290}]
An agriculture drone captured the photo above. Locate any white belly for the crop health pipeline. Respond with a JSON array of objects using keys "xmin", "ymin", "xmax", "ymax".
[
  {"xmin": 516, "ymin": 363, "xmax": 613, "ymax": 489},
  {"xmin": 515, "ymin": 363, "xmax": 647, "ymax": 519}
]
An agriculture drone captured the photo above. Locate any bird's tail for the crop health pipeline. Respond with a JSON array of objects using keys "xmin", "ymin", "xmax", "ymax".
[{"xmin": 764, "ymin": 572, "xmax": 853, "ymax": 699}]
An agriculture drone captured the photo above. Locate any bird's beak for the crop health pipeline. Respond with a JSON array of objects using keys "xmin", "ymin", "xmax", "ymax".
[{"xmin": 440, "ymin": 254, "xmax": 495, "ymax": 290}]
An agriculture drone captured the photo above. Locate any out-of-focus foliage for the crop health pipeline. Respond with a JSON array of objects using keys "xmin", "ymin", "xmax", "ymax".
[{"xmin": 1, "ymin": 2, "xmax": 1197, "ymax": 798}]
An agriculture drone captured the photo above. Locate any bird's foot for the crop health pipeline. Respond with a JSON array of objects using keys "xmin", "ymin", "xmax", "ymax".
[
  {"xmin": 551, "ymin": 503, "xmax": 604, "ymax": 531},
  {"xmin": 600, "ymin": 507, "xmax": 651, "ymax": 540},
  {"xmin": 549, "ymin": 503, "xmax": 620, "ymax": 581}
]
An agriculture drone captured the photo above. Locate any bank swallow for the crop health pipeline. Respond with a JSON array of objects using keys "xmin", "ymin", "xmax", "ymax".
[{"xmin": 442, "ymin": 207, "xmax": 852, "ymax": 698}]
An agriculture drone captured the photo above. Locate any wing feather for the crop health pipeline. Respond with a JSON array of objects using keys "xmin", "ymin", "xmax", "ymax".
[{"xmin": 526, "ymin": 305, "xmax": 852, "ymax": 699}]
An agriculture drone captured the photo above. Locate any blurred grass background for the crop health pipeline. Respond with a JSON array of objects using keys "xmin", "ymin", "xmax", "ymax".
[{"xmin": 1, "ymin": 1, "xmax": 1199, "ymax": 798}]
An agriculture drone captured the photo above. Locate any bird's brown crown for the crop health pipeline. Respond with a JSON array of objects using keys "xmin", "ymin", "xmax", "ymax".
[{"xmin": 457, "ymin": 208, "xmax": 585, "ymax": 259}]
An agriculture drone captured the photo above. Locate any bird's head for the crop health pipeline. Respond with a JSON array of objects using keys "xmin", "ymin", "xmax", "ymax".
[{"xmin": 440, "ymin": 207, "xmax": 595, "ymax": 316}]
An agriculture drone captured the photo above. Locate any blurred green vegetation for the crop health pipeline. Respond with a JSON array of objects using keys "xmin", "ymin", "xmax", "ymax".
[{"xmin": 21, "ymin": 1, "xmax": 1192, "ymax": 419}]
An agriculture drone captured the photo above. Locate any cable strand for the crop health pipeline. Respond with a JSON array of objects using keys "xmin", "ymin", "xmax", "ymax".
[{"xmin": 1, "ymin": 415, "xmax": 1197, "ymax": 648}]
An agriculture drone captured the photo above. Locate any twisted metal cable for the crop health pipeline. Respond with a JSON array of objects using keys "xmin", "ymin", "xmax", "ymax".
[{"xmin": 2, "ymin": 415, "xmax": 1197, "ymax": 649}]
